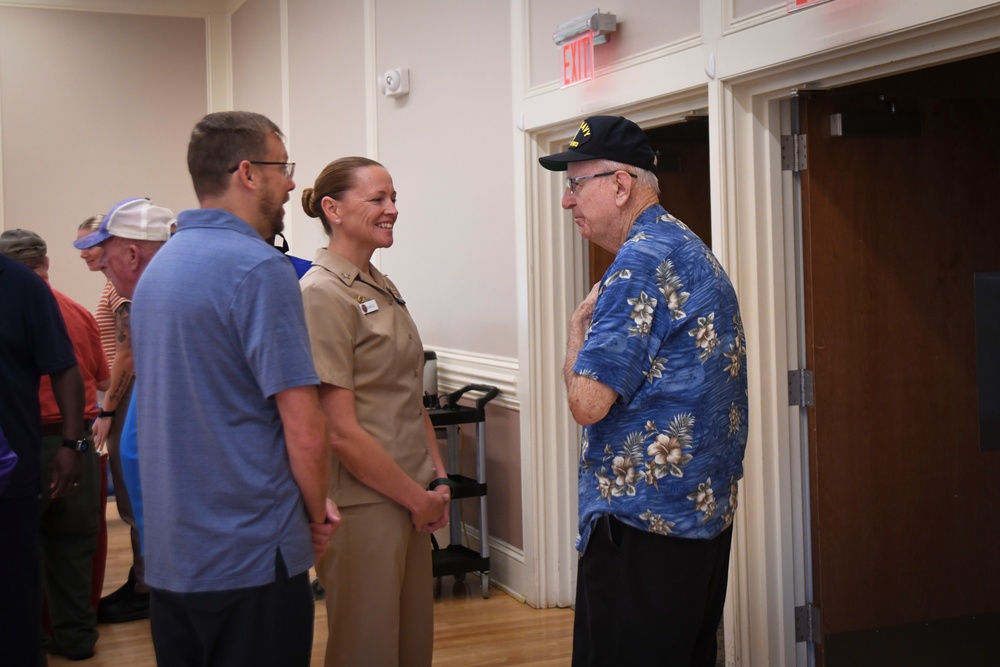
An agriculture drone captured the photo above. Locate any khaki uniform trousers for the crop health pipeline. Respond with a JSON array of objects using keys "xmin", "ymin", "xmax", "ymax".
[{"xmin": 317, "ymin": 501, "xmax": 433, "ymax": 667}]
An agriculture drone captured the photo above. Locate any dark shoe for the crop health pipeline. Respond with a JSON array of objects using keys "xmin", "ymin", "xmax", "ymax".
[
  {"xmin": 99, "ymin": 568, "xmax": 137, "ymax": 608},
  {"xmin": 46, "ymin": 642, "xmax": 95, "ymax": 661},
  {"xmin": 97, "ymin": 587, "xmax": 149, "ymax": 624}
]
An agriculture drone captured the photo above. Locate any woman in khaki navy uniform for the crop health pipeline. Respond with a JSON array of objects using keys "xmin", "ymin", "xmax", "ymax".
[{"xmin": 300, "ymin": 157, "xmax": 451, "ymax": 667}]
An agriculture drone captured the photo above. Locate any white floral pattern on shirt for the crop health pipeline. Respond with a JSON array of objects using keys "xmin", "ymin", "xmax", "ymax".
[{"xmin": 573, "ymin": 205, "xmax": 749, "ymax": 552}]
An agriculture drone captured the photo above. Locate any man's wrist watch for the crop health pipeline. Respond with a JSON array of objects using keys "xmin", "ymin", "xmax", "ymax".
[
  {"xmin": 62, "ymin": 438, "xmax": 89, "ymax": 453},
  {"xmin": 98, "ymin": 409, "xmax": 115, "ymax": 418}
]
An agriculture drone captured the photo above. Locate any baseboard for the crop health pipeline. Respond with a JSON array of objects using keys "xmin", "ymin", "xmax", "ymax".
[{"xmin": 434, "ymin": 524, "xmax": 528, "ymax": 603}]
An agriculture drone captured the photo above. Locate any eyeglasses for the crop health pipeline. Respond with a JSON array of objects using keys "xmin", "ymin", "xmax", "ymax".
[
  {"xmin": 228, "ymin": 161, "xmax": 296, "ymax": 178},
  {"xmin": 565, "ymin": 170, "xmax": 636, "ymax": 194}
]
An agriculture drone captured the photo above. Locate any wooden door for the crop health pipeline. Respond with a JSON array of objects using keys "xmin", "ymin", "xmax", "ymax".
[
  {"xmin": 799, "ymin": 89, "xmax": 1000, "ymax": 663},
  {"xmin": 588, "ymin": 120, "xmax": 711, "ymax": 285}
]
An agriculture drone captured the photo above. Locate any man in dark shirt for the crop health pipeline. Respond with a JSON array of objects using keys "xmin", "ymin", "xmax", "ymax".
[
  {"xmin": 0, "ymin": 253, "xmax": 86, "ymax": 666},
  {"xmin": 1, "ymin": 228, "xmax": 110, "ymax": 660}
]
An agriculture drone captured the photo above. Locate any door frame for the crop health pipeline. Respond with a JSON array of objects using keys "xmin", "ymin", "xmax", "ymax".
[{"xmin": 721, "ymin": 10, "xmax": 1000, "ymax": 667}]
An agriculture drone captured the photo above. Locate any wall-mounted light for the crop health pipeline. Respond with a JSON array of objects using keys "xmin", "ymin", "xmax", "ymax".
[
  {"xmin": 552, "ymin": 8, "xmax": 617, "ymax": 47},
  {"xmin": 379, "ymin": 68, "xmax": 409, "ymax": 97}
]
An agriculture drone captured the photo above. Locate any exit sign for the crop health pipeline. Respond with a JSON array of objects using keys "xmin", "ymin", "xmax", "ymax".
[
  {"xmin": 562, "ymin": 30, "xmax": 594, "ymax": 88},
  {"xmin": 787, "ymin": 0, "xmax": 834, "ymax": 11}
]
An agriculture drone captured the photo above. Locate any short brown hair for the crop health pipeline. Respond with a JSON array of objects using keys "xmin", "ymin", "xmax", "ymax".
[
  {"xmin": 187, "ymin": 111, "xmax": 283, "ymax": 200},
  {"xmin": 301, "ymin": 157, "xmax": 383, "ymax": 235}
]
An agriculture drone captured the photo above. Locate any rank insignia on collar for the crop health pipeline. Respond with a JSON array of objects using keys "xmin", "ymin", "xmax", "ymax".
[{"xmin": 388, "ymin": 286, "xmax": 406, "ymax": 306}]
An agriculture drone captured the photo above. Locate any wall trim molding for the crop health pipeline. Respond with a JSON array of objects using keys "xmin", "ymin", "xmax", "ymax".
[
  {"xmin": 723, "ymin": 0, "xmax": 786, "ymax": 36},
  {"xmin": 443, "ymin": 525, "xmax": 529, "ymax": 604},
  {"xmin": 432, "ymin": 347, "xmax": 519, "ymax": 411}
]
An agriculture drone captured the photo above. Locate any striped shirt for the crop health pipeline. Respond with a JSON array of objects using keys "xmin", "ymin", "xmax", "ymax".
[{"xmin": 95, "ymin": 280, "xmax": 129, "ymax": 369}]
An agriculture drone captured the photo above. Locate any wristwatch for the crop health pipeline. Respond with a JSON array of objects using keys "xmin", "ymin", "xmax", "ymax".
[{"xmin": 62, "ymin": 438, "xmax": 89, "ymax": 453}]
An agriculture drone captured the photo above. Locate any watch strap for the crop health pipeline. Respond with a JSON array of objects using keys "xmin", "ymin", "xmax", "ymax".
[{"xmin": 61, "ymin": 438, "xmax": 89, "ymax": 453}]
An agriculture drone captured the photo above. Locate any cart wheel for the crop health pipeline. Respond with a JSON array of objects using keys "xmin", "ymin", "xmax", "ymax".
[{"xmin": 481, "ymin": 572, "xmax": 490, "ymax": 598}]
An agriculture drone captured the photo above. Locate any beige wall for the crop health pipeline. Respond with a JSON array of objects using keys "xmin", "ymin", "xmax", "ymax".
[
  {"xmin": 734, "ymin": 0, "xmax": 782, "ymax": 20},
  {"xmin": 286, "ymin": 0, "xmax": 369, "ymax": 260},
  {"xmin": 370, "ymin": 0, "xmax": 518, "ymax": 359},
  {"xmin": 449, "ymin": 404, "xmax": 523, "ymax": 550},
  {"xmin": 232, "ymin": 0, "xmax": 283, "ymax": 132},
  {"xmin": 0, "ymin": 5, "xmax": 207, "ymax": 308}
]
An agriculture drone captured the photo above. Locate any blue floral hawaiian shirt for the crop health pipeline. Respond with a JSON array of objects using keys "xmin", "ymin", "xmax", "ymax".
[{"xmin": 574, "ymin": 204, "xmax": 748, "ymax": 552}]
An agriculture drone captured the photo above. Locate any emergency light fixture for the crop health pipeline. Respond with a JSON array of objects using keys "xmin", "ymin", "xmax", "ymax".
[{"xmin": 552, "ymin": 8, "xmax": 617, "ymax": 47}]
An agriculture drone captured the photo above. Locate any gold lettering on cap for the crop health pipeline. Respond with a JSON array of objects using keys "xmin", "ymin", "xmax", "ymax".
[{"xmin": 568, "ymin": 120, "xmax": 591, "ymax": 148}]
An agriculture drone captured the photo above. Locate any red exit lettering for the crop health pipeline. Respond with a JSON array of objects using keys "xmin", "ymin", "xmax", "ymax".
[{"xmin": 562, "ymin": 31, "xmax": 594, "ymax": 88}]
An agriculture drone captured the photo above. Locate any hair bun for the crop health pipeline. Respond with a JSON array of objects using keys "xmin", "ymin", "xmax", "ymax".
[{"xmin": 301, "ymin": 188, "xmax": 318, "ymax": 217}]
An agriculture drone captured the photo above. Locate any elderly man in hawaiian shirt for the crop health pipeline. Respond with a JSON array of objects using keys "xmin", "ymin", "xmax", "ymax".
[{"xmin": 541, "ymin": 115, "xmax": 749, "ymax": 667}]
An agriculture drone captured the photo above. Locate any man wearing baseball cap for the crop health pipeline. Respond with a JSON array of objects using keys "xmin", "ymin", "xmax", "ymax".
[
  {"xmin": 541, "ymin": 116, "xmax": 749, "ymax": 667},
  {"xmin": 74, "ymin": 197, "xmax": 175, "ymax": 624},
  {"xmin": 75, "ymin": 197, "xmax": 175, "ymax": 300}
]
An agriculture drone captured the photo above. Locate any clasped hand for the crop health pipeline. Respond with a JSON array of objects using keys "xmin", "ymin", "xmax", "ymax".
[
  {"xmin": 309, "ymin": 498, "xmax": 342, "ymax": 559},
  {"xmin": 412, "ymin": 487, "xmax": 450, "ymax": 534}
]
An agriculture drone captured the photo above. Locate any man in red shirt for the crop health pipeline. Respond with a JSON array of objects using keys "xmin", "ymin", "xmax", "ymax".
[{"xmin": 0, "ymin": 228, "xmax": 109, "ymax": 661}]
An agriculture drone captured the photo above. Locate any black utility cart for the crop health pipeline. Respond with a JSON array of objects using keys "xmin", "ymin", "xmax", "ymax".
[{"xmin": 428, "ymin": 384, "xmax": 498, "ymax": 598}]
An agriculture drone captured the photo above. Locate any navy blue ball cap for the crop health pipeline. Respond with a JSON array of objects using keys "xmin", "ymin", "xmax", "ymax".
[{"xmin": 539, "ymin": 115, "xmax": 657, "ymax": 173}]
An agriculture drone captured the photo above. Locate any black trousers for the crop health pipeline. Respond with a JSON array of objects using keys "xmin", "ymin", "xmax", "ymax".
[
  {"xmin": 573, "ymin": 516, "xmax": 734, "ymax": 667},
  {"xmin": 149, "ymin": 552, "xmax": 314, "ymax": 667},
  {"xmin": 0, "ymin": 495, "xmax": 41, "ymax": 667},
  {"xmin": 39, "ymin": 435, "xmax": 100, "ymax": 654}
]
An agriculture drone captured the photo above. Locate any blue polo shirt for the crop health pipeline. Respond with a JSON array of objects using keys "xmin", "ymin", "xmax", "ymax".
[
  {"xmin": 574, "ymin": 205, "xmax": 749, "ymax": 552},
  {"xmin": 132, "ymin": 208, "xmax": 320, "ymax": 593}
]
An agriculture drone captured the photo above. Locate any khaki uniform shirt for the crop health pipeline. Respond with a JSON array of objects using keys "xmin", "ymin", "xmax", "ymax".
[{"xmin": 301, "ymin": 249, "xmax": 435, "ymax": 507}]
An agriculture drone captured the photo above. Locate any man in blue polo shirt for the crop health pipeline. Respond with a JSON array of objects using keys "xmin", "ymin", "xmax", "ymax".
[
  {"xmin": 130, "ymin": 111, "xmax": 339, "ymax": 667},
  {"xmin": 541, "ymin": 116, "xmax": 749, "ymax": 667}
]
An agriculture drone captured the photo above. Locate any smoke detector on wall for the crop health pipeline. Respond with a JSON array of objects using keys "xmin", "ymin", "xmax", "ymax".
[{"xmin": 379, "ymin": 68, "xmax": 409, "ymax": 97}]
